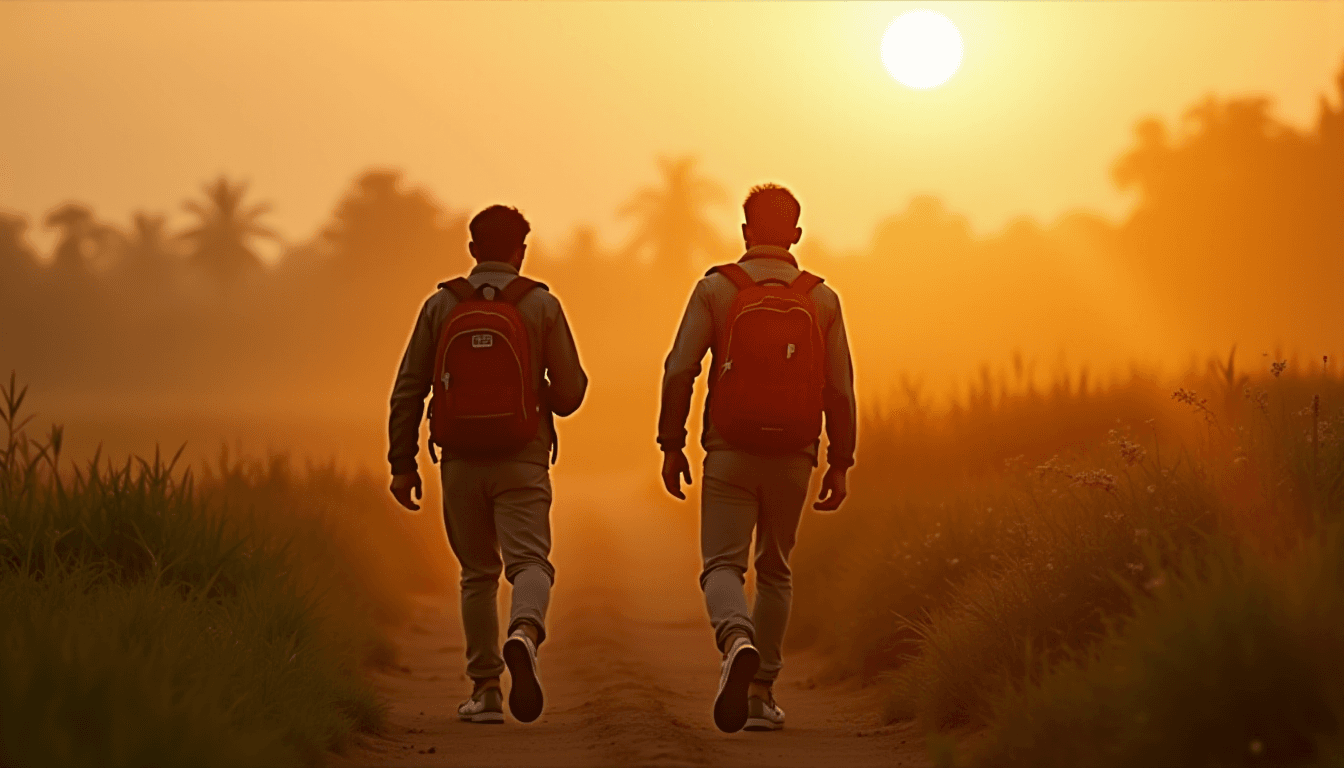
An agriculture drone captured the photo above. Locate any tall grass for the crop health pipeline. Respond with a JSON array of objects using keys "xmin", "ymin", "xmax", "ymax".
[
  {"xmin": 790, "ymin": 368, "xmax": 1220, "ymax": 684},
  {"xmin": 789, "ymin": 356, "xmax": 1344, "ymax": 763},
  {"xmin": 0, "ymin": 373, "xmax": 410, "ymax": 767},
  {"xmin": 973, "ymin": 529, "xmax": 1344, "ymax": 768}
]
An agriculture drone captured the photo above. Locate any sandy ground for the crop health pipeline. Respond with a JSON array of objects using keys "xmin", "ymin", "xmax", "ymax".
[{"xmin": 331, "ymin": 472, "xmax": 931, "ymax": 768}]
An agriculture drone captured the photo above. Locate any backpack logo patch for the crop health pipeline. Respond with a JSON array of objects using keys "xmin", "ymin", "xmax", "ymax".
[{"xmin": 471, "ymin": 334, "xmax": 494, "ymax": 349}]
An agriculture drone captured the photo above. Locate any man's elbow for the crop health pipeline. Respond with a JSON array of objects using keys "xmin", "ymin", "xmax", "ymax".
[
  {"xmin": 552, "ymin": 398, "xmax": 582, "ymax": 418},
  {"xmin": 550, "ymin": 378, "xmax": 588, "ymax": 417},
  {"xmin": 389, "ymin": 377, "xmax": 430, "ymax": 407}
]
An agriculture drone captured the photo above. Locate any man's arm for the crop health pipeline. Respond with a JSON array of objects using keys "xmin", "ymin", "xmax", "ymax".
[
  {"xmin": 821, "ymin": 290, "xmax": 857, "ymax": 469},
  {"xmin": 542, "ymin": 299, "xmax": 588, "ymax": 417},
  {"xmin": 816, "ymin": 289, "xmax": 857, "ymax": 511},
  {"xmin": 658, "ymin": 280, "xmax": 714, "ymax": 454},
  {"xmin": 658, "ymin": 281, "xmax": 714, "ymax": 499},
  {"xmin": 388, "ymin": 298, "xmax": 438, "ymax": 479}
]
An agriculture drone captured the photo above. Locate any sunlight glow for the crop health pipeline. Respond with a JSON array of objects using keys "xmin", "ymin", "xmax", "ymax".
[{"xmin": 881, "ymin": 10, "xmax": 964, "ymax": 90}]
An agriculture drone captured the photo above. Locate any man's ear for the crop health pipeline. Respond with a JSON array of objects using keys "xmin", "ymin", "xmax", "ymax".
[
  {"xmin": 741, "ymin": 223, "xmax": 752, "ymax": 246},
  {"xmin": 791, "ymin": 226, "xmax": 802, "ymax": 246},
  {"xmin": 468, "ymin": 241, "xmax": 480, "ymax": 261}
]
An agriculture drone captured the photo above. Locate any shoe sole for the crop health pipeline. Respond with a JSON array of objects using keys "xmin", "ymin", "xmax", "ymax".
[
  {"xmin": 743, "ymin": 717, "xmax": 784, "ymax": 731},
  {"xmin": 503, "ymin": 637, "xmax": 544, "ymax": 723},
  {"xmin": 713, "ymin": 645, "xmax": 760, "ymax": 733},
  {"xmin": 460, "ymin": 711, "xmax": 505, "ymax": 724}
]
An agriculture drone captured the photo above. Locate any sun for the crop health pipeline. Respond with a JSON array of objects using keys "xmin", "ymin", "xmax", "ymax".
[{"xmin": 881, "ymin": 10, "xmax": 964, "ymax": 90}]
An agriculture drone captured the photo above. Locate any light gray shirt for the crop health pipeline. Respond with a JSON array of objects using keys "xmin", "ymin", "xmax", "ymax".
[
  {"xmin": 658, "ymin": 245, "xmax": 857, "ymax": 469},
  {"xmin": 388, "ymin": 261, "xmax": 587, "ymax": 473}
]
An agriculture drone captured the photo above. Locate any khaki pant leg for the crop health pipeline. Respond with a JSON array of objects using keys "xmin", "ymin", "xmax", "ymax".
[
  {"xmin": 440, "ymin": 460, "xmax": 505, "ymax": 680},
  {"xmin": 489, "ymin": 461, "xmax": 555, "ymax": 645},
  {"xmin": 700, "ymin": 450, "xmax": 760, "ymax": 651},
  {"xmin": 752, "ymin": 454, "xmax": 813, "ymax": 681}
]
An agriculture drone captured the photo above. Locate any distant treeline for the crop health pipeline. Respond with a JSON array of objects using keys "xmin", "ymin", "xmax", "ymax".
[{"xmin": 2, "ymin": 63, "xmax": 1341, "ymax": 413}]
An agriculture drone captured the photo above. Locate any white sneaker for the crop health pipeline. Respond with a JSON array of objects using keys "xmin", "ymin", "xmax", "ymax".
[
  {"xmin": 456, "ymin": 685, "xmax": 504, "ymax": 724},
  {"xmin": 744, "ymin": 692, "xmax": 786, "ymax": 731},
  {"xmin": 503, "ymin": 629, "xmax": 544, "ymax": 723},
  {"xmin": 713, "ymin": 636, "xmax": 760, "ymax": 733}
]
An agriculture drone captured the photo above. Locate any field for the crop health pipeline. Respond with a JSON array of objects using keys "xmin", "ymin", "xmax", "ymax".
[
  {"xmin": 0, "ymin": 373, "xmax": 441, "ymax": 768},
  {"xmin": 7, "ymin": 353, "xmax": 1342, "ymax": 767},
  {"xmin": 789, "ymin": 356, "xmax": 1344, "ymax": 766}
]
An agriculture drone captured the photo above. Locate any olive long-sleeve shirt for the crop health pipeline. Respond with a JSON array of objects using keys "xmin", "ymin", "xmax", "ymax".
[
  {"xmin": 657, "ymin": 245, "xmax": 857, "ymax": 469},
  {"xmin": 388, "ymin": 261, "xmax": 587, "ymax": 475}
]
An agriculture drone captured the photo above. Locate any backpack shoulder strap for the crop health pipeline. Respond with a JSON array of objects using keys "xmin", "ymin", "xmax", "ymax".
[
  {"xmin": 790, "ymin": 271, "xmax": 824, "ymax": 295},
  {"xmin": 440, "ymin": 277, "xmax": 475, "ymax": 302},
  {"xmin": 706, "ymin": 263, "xmax": 756, "ymax": 290},
  {"xmin": 498, "ymin": 276, "xmax": 545, "ymax": 305}
]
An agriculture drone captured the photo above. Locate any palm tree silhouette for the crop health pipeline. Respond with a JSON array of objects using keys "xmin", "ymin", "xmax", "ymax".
[
  {"xmin": 619, "ymin": 156, "xmax": 728, "ymax": 279},
  {"xmin": 44, "ymin": 203, "xmax": 109, "ymax": 274},
  {"xmin": 180, "ymin": 176, "xmax": 278, "ymax": 281}
]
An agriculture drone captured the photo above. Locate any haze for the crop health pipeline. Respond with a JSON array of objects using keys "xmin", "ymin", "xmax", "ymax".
[
  {"xmin": 3, "ymin": 2, "xmax": 1341, "ymax": 252},
  {"xmin": 2, "ymin": 1, "xmax": 1343, "ymax": 480}
]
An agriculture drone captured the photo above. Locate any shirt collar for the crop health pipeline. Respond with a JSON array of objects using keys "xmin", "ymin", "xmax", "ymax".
[
  {"xmin": 470, "ymin": 261, "xmax": 520, "ymax": 276},
  {"xmin": 739, "ymin": 245, "xmax": 798, "ymax": 268}
]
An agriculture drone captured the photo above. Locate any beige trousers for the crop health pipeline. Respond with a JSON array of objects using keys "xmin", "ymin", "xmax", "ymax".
[
  {"xmin": 440, "ymin": 459, "xmax": 554, "ymax": 680},
  {"xmin": 700, "ymin": 450, "xmax": 813, "ymax": 682}
]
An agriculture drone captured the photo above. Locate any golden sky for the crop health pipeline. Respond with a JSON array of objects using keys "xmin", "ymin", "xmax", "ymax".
[{"xmin": 3, "ymin": 1, "xmax": 1342, "ymax": 255}]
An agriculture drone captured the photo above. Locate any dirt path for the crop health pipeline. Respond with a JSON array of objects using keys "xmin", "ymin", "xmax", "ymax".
[{"xmin": 332, "ymin": 473, "xmax": 930, "ymax": 768}]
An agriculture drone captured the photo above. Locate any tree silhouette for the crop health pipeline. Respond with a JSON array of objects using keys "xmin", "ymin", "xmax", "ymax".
[
  {"xmin": 44, "ymin": 203, "xmax": 114, "ymax": 275},
  {"xmin": 562, "ymin": 225, "xmax": 603, "ymax": 264},
  {"xmin": 1315, "ymin": 62, "xmax": 1344, "ymax": 246},
  {"xmin": 870, "ymin": 195, "xmax": 974, "ymax": 266},
  {"xmin": 619, "ymin": 156, "xmax": 728, "ymax": 279},
  {"xmin": 115, "ymin": 212, "xmax": 177, "ymax": 280},
  {"xmin": 1320, "ymin": 64, "xmax": 1344, "ymax": 149},
  {"xmin": 1112, "ymin": 58, "xmax": 1344, "ymax": 342},
  {"xmin": 180, "ymin": 176, "xmax": 277, "ymax": 281},
  {"xmin": 320, "ymin": 169, "xmax": 465, "ymax": 286},
  {"xmin": 0, "ymin": 211, "xmax": 36, "ymax": 274}
]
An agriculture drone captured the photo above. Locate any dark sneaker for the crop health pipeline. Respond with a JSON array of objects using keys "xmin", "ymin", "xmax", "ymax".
[
  {"xmin": 744, "ymin": 692, "xmax": 786, "ymax": 731},
  {"xmin": 503, "ymin": 630, "xmax": 544, "ymax": 723},
  {"xmin": 713, "ymin": 636, "xmax": 760, "ymax": 733},
  {"xmin": 457, "ymin": 685, "xmax": 504, "ymax": 724}
]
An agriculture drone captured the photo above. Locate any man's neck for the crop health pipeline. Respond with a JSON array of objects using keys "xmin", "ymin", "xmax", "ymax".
[
  {"xmin": 741, "ymin": 244, "xmax": 798, "ymax": 267},
  {"xmin": 471, "ymin": 260, "xmax": 521, "ymax": 274}
]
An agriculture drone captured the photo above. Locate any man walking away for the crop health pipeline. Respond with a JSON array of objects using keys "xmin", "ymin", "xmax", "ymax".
[
  {"xmin": 388, "ymin": 205, "xmax": 587, "ymax": 725},
  {"xmin": 657, "ymin": 184, "xmax": 856, "ymax": 733}
]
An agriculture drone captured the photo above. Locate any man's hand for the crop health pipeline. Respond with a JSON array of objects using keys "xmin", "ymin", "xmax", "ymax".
[
  {"xmin": 813, "ymin": 465, "xmax": 848, "ymax": 512},
  {"xmin": 661, "ymin": 449, "xmax": 693, "ymax": 500},
  {"xmin": 390, "ymin": 471, "xmax": 423, "ymax": 511}
]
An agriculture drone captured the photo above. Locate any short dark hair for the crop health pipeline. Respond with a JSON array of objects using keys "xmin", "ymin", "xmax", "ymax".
[
  {"xmin": 743, "ymin": 184, "xmax": 801, "ymax": 246},
  {"xmin": 469, "ymin": 205, "xmax": 531, "ymax": 262}
]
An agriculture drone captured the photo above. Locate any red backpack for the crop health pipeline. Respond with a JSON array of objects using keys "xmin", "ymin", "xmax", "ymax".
[
  {"xmin": 429, "ymin": 277, "xmax": 543, "ymax": 456},
  {"xmin": 707, "ymin": 263, "xmax": 826, "ymax": 453}
]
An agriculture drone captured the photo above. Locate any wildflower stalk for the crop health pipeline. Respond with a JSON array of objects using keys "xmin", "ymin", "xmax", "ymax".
[{"xmin": 1311, "ymin": 393, "xmax": 1320, "ymax": 482}]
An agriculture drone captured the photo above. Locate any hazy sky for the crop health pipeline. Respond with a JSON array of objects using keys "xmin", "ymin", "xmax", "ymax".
[{"xmin": 3, "ymin": 1, "xmax": 1342, "ymax": 256}]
